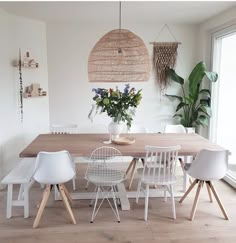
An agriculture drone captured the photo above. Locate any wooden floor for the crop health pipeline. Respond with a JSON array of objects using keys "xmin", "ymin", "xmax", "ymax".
[{"xmin": 1, "ymin": 166, "xmax": 236, "ymax": 243}]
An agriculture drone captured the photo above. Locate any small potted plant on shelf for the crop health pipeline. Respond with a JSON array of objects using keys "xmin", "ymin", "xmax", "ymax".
[
  {"xmin": 165, "ymin": 61, "xmax": 218, "ymax": 133},
  {"xmin": 88, "ymin": 84, "xmax": 142, "ymax": 139}
]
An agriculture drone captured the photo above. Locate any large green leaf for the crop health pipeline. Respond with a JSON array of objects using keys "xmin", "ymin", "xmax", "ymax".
[
  {"xmin": 204, "ymin": 71, "xmax": 218, "ymax": 82},
  {"xmin": 165, "ymin": 94, "xmax": 183, "ymax": 102},
  {"xmin": 199, "ymin": 89, "xmax": 211, "ymax": 98},
  {"xmin": 189, "ymin": 61, "xmax": 206, "ymax": 97},
  {"xmin": 197, "ymin": 115, "xmax": 209, "ymax": 127},
  {"xmin": 198, "ymin": 105, "xmax": 212, "ymax": 117},
  {"xmin": 176, "ymin": 102, "xmax": 186, "ymax": 112},
  {"xmin": 167, "ymin": 69, "xmax": 184, "ymax": 85}
]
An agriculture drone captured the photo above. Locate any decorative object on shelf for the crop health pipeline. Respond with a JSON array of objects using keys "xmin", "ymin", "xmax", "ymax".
[
  {"xmin": 13, "ymin": 51, "xmax": 39, "ymax": 68},
  {"xmin": 23, "ymin": 83, "xmax": 47, "ymax": 98},
  {"xmin": 88, "ymin": 1, "xmax": 150, "ymax": 82},
  {"xmin": 88, "ymin": 84, "xmax": 142, "ymax": 130},
  {"xmin": 18, "ymin": 49, "xmax": 23, "ymax": 122},
  {"xmin": 150, "ymin": 24, "xmax": 181, "ymax": 92},
  {"xmin": 112, "ymin": 137, "xmax": 135, "ymax": 145},
  {"xmin": 165, "ymin": 61, "xmax": 218, "ymax": 131}
]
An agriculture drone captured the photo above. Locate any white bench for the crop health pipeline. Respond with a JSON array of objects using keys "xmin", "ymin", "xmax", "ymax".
[{"xmin": 1, "ymin": 158, "xmax": 35, "ymax": 218}]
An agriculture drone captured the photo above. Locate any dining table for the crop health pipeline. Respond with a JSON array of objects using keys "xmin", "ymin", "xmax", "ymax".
[{"xmin": 19, "ymin": 133, "xmax": 227, "ymax": 210}]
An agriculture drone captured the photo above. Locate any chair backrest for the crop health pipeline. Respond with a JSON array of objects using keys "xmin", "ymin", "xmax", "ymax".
[
  {"xmin": 142, "ymin": 145, "xmax": 181, "ymax": 184},
  {"xmin": 128, "ymin": 124, "xmax": 148, "ymax": 133},
  {"xmin": 187, "ymin": 149, "xmax": 229, "ymax": 181},
  {"xmin": 85, "ymin": 146, "xmax": 125, "ymax": 184},
  {"xmin": 34, "ymin": 150, "xmax": 75, "ymax": 184},
  {"xmin": 164, "ymin": 124, "xmax": 186, "ymax": 134},
  {"xmin": 51, "ymin": 124, "xmax": 77, "ymax": 134}
]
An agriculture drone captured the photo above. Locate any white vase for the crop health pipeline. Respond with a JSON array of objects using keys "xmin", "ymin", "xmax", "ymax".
[
  {"xmin": 108, "ymin": 120, "xmax": 123, "ymax": 141},
  {"xmin": 185, "ymin": 127, "xmax": 195, "ymax": 133}
]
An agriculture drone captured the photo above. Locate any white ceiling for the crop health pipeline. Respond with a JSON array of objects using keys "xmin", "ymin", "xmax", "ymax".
[{"xmin": 0, "ymin": 1, "xmax": 235, "ymax": 25}]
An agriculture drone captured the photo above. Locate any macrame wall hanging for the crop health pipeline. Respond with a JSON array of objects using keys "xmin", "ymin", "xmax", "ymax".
[{"xmin": 150, "ymin": 24, "xmax": 181, "ymax": 92}]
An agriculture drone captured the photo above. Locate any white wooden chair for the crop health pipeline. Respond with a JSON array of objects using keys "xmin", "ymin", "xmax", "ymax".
[
  {"xmin": 50, "ymin": 123, "xmax": 77, "ymax": 134},
  {"xmin": 126, "ymin": 124, "xmax": 148, "ymax": 190},
  {"xmin": 179, "ymin": 149, "xmax": 229, "ymax": 221},
  {"xmin": 85, "ymin": 146, "xmax": 126, "ymax": 223},
  {"xmin": 33, "ymin": 150, "xmax": 76, "ymax": 228},
  {"xmin": 1, "ymin": 158, "xmax": 35, "ymax": 218},
  {"xmin": 136, "ymin": 145, "xmax": 181, "ymax": 221},
  {"xmin": 50, "ymin": 123, "xmax": 77, "ymax": 190}
]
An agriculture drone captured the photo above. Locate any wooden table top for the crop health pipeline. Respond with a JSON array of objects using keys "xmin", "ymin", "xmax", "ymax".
[{"xmin": 19, "ymin": 133, "xmax": 226, "ymax": 158}]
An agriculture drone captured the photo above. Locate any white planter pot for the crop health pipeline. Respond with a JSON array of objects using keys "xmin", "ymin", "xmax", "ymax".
[
  {"xmin": 185, "ymin": 127, "xmax": 195, "ymax": 133},
  {"xmin": 108, "ymin": 121, "xmax": 123, "ymax": 140}
]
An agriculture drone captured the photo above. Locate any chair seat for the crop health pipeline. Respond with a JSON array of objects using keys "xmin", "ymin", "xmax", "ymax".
[
  {"xmin": 137, "ymin": 168, "xmax": 176, "ymax": 185},
  {"xmin": 87, "ymin": 169, "xmax": 125, "ymax": 186}
]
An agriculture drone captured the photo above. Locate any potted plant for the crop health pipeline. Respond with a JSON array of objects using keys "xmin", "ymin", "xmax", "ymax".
[
  {"xmin": 88, "ymin": 84, "xmax": 142, "ymax": 138},
  {"xmin": 165, "ymin": 61, "xmax": 218, "ymax": 132}
]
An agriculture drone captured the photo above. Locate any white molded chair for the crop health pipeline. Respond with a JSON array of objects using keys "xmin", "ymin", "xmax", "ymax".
[
  {"xmin": 136, "ymin": 145, "xmax": 181, "ymax": 221},
  {"xmin": 179, "ymin": 149, "xmax": 229, "ymax": 221},
  {"xmin": 164, "ymin": 124, "xmax": 186, "ymax": 133},
  {"xmin": 33, "ymin": 151, "xmax": 76, "ymax": 228},
  {"xmin": 51, "ymin": 123, "xmax": 77, "ymax": 190},
  {"xmin": 126, "ymin": 124, "xmax": 148, "ymax": 190},
  {"xmin": 85, "ymin": 146, "xmax": 126, "ymax": 223}
]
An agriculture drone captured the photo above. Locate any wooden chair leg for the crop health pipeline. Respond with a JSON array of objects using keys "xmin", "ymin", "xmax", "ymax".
[
  {"xmin": 61, "ymin": 184, "xmax": 73, "ymax": 205},
  {"xmin": 208, "ymin": 181, "xmax": 229, "ymax": 220},
  {"xmin": 125, "ymin": 158, "xmax": 135, "ymax": 176},
  {"xmin": 205, "ymin": 181, "xmax": 213, "ymax": 203},
  {"xmin": 179, "ymin": 179, "xmax": 198, "ymax": 203},
  {"xmin": 33, "ymin": 185, "xmax": 51, "ymax": 229},
  {"xmin": 190, "ymin": 181, "xmax": 203, "ymax": 221},
  {"xmin": 128, "ymin": 158, "xmax": 138, "ymax": 190},
  {"xmin": 58, "ymin": 184, "xmax": 76, "ymax": 224}
]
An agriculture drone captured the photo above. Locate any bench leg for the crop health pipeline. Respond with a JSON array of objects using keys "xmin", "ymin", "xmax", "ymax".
[
  {"xmin": 18, "ymin": 184, "xmax": 24, "ymax": 201},
  {"xmin": 7, "ymin": 184, "xmax": 13, "ymax": 218},
  {"xmin": 23, "ymin": 184, "xmax": 29, "ymax": 218}
]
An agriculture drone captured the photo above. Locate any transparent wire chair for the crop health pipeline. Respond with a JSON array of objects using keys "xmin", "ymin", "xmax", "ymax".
[
  {"xmin": 85, "ymin": 146, "xmax": 126, "ymax": 223},
  {"xmin": 136, "ymin": 145, "xmax": 181, "ymax": 221}
]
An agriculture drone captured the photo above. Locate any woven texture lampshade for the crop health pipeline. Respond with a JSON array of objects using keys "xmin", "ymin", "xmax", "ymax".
[{"xmin": 88, "ymin": 29, "xmax": 150, "ymax": 82}]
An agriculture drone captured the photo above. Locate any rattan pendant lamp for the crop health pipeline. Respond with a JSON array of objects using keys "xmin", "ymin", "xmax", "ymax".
[{"xmin": 88, "ymin": 2, "xmax": 150, "ymax": 82}]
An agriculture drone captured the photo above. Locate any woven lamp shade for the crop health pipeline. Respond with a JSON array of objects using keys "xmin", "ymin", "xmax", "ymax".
[{"xmin": 88, "ymin": 29, "xmax": 150, "ymax": 82}]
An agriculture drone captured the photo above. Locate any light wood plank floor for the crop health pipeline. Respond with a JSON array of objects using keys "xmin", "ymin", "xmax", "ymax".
[{"xmin": 0, "ymin": 165, "xmax": 236, "ymax": 243}]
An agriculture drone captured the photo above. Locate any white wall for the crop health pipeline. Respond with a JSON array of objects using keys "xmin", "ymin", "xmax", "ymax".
[
  {"xmin": 0, "ymin": 9, "xmax": 49, "ymax": 183},
  {"xmin": 47, "ymin": 22, "xmax": 198, "ymax": 133}
]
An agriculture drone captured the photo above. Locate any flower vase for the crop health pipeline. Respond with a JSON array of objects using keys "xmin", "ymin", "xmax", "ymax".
[{"xmin": 108, "ymin": 120, "xmax": 123, "ymax": 141}]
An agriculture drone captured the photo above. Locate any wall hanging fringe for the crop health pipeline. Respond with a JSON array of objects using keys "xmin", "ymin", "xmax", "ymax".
[{"xmin": 150, "ymin": 24, "xmax": 180, "ymax": 92}]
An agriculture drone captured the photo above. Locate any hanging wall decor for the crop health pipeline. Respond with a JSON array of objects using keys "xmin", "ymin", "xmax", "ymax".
[
  {"xmin": 152, "ymin": 42, "xmax": 179, "ymax": 91},
  {"xmin": 18, "ymin": 48, "xmax": 23, "ymax": 122},
  {"xmin": 88, "ymin": 2, "xmax": 150, "ymax": 82},
  {"xmin": 150, "ymin": 24, "xmax": 180, "ymax": 92}
]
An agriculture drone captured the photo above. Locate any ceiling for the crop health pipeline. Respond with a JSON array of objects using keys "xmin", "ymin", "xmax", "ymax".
[{"xmin": 0, "ymin": 1, "xmax": 235, "ymax": 25}]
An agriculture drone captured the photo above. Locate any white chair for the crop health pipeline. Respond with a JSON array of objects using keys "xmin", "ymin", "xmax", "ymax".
[
  {"xmin": 85, "ymin": 146, "xmax": 126, "ymax": 223},
  {"xmin": 165, "ymin": 124, "xmax": 193, "ymax": 189},
  {"xmin": 136, "ymin": 145, "xmax": 181, "ymax": 221},
  {"xmin": 179, "ymin": 149, "xmax": 229, "ymax": 221},
  {"xmin": 51, "ymin": 123, "xmax": 77, "ymax": 190},
  {"xmin": 50, "ymin": 123, "xmax": 77, "ymax": 134},
  {"xmin": 164, "ymin": 124, "xmax": 186, "ymax": 133},
  {"xmin": 33, "ymin": 151, "xmax": 76, "ymax": 228},
  {"xmin": 126, "ymin": 124, "xmax": 148, "ymax": 190}
]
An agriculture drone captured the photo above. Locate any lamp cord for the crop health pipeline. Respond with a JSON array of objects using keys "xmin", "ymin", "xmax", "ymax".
[{"xmin": 119, "ymin": 1, "xmax": 121, "ymax": 31}]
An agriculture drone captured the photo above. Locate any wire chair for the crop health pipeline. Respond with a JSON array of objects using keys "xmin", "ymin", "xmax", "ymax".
[{"xmin": 85, "ymin": 146, "xmax": 126, "ymax": 223}]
